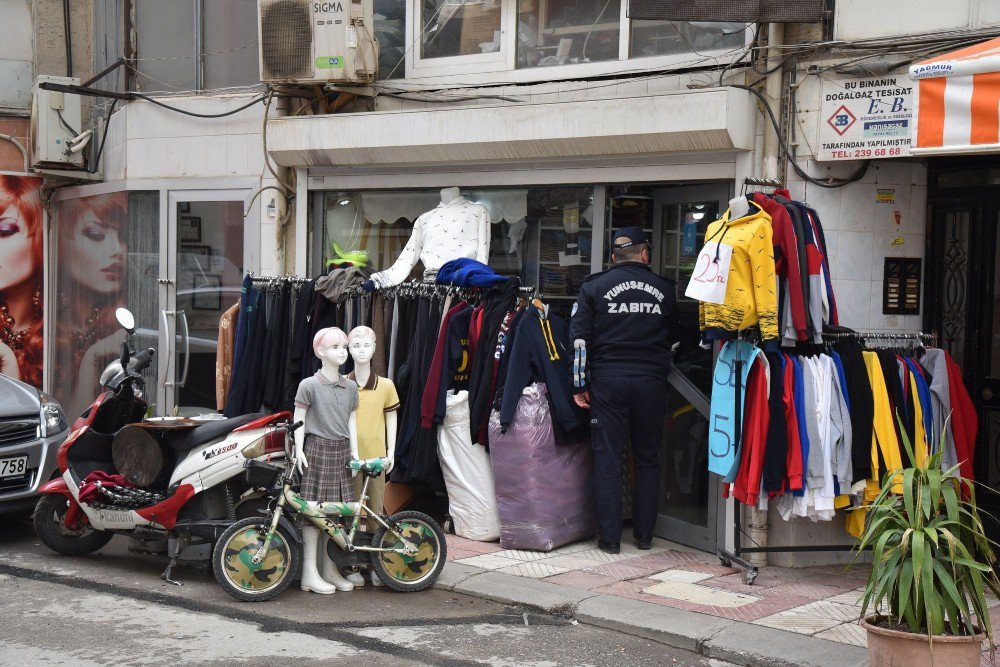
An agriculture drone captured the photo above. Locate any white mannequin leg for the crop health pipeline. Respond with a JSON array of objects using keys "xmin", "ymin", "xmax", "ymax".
[
  {"xmin": 345, "ymin": 569, "xmax": 366, "ymax": 586},
  {"xmin": 370, "ymin": 569, "xmax": 384, "ymax": 586},
  {"xmin": 319, "ymin": 535, "xmax": 355, "ymax": 591},
  {"xmin": 300, "ymin": 527, "xmax": 336, "ymax": 594}
]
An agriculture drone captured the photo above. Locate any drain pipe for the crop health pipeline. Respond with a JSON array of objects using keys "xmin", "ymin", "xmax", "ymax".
[{"xmin": 747, "ymin": 21, "xmax": 786, "ymax": 568}]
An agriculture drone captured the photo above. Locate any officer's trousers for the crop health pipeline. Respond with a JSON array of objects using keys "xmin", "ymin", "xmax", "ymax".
[{"xmin": 589, "ymin": 375, "xmax": 668, "ymax": 544}]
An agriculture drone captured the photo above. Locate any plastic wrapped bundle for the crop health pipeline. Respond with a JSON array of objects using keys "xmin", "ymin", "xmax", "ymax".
[
  {"xmin": 488, "ymin": 383, "xmax": 596, "ymax": 551},
  {"xmin": 437, "ymin": 390, "xmax": 501, "ymax": 541}
]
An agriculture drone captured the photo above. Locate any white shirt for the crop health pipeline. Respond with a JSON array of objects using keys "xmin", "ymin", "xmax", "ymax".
[{"xmin": 370, "ymin": 197, "xmax": 491, "ymax": 288}]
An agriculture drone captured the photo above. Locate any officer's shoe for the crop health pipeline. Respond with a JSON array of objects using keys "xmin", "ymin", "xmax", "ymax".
[
  {"xmin": 597, "ymin": 540, "xmax": 620, "ymax": 555},
  {"xmin": 635, "ymin": 536, "xmax": 653, "ymax": 550}
]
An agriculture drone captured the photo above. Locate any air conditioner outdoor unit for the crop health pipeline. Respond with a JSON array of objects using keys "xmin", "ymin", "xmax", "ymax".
[
  {"xmin": 30, "ymin": 75, "xmax": 86, "ymax": 169},
  {"xmin": 258, "ymin": 0, "xmax": 377, "ymax": 85}
]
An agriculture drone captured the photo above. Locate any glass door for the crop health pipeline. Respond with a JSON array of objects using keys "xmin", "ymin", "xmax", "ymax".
[
  {"xmin": 651, "ymin": 183, "xmax": 731, "ymax": 552},
  {"xmin": 165, "ymin": 191, "xmax": 247, "ymax": 416}
]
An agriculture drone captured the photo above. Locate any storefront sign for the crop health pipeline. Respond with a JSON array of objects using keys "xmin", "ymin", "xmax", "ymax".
[
  {"xmin": 883, "ymin": 258, "xmax": 921, "ymax": 315},
  {"xmin": 818, "ymin": 75, "xmax": 913, "ymax": 161}
]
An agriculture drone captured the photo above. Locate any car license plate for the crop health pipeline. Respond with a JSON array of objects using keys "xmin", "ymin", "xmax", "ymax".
[{"xmin": 0, "ymin": 456, "xmax": 28, "ymax": 478}]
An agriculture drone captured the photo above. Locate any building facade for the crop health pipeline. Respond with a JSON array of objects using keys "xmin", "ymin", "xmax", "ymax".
[{"xmin": 8, "ymin": 0, "xmax": 1000, "ymax": 562}]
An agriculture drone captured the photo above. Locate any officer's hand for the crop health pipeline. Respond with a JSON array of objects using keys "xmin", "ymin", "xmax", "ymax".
[{"xmin": 573, "ymin": 391, "xmax": 590, "ymax": 409}]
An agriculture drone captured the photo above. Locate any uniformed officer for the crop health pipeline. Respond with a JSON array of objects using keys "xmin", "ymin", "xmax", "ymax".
[{"xmin": 569, "ymin": 226, "xmax": 677, "ymax": 554}]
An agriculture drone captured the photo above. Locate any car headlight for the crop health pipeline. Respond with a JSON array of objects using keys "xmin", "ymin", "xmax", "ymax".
[{"xmin": 39, "ymin": 392, "xmax": 68, "ymax": 437}]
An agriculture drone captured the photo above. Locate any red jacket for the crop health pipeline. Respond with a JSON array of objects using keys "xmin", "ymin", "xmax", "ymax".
[
  {"xmin": 782, "ymin": 353, "xmax": 804, "ymax": 493},
  {"xmin": 946, "ymin": 352, "xmax": 977, "ymax": 482},
  {"xmin": 420, "ymin": 300, "xmax": 468, "ymax": 429},
  {"xmin": 752, "ymin": 193, "xmax": 807, "ymax": 341},
  {"xmin": 732, "ymin": 359, "xmax": 770, "ymax": 506}
]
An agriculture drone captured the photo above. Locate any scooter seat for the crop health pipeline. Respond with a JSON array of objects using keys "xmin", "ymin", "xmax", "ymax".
[{"xmin": 163, "ymin": 413, "xmax": 263, "ymax": 453}]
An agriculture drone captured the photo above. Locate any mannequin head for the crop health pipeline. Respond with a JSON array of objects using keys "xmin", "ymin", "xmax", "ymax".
[
  {"xmin": 313, "ymin": 327, "xmax": 349, "ymax": 368},
  {"xmin": 348, "ymin": 326, "xmax": 377, "ymax": 365},
  {"xmin": 440, "ymin": 187, "xmax": 462, "ymax": 205}
]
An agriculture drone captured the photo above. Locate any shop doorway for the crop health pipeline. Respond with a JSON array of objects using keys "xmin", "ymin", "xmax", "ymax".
[
  {"xmin": 161, "ymin": 191, "xmax": 247, "ymax": 416},
  {"xmin": 648, "ymin": 183, "xmax": 731, "ymax": 552},
  {"xmin": 926, "ymin": 159, "xmax": 1000, "ymax": 532}
]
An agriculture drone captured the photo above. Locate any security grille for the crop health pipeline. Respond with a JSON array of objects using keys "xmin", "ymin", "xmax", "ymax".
[
  {"xmin": 260, "ymin": 0, "xmax": 313, "ymax": 81},
  {"xmin": 627, "ymin": 0, "xmax": 823, "ymax": 22}
]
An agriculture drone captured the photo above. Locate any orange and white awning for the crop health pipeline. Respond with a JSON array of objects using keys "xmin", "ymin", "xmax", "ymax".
[{"xmin": 909, "ymin": 37, "xmax": 1000, "ymax": 154}]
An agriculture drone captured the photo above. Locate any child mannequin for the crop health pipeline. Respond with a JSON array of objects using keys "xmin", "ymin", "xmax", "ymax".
[
  {"xmin": 347, "ymin": 326, "xmax": 400, "ymax": 586},
  {"xmin": 293, "ymin": 327, "xmax": 359, "ymax": 594}
]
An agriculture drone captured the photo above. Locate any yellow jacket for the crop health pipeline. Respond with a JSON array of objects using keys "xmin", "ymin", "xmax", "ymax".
[{"xmin": 698, "ymin": 204, "xmax": 779, "ymax": 340}]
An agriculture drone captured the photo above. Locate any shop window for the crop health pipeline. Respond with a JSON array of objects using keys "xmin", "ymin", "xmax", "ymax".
[
  {"xmin": 630, "ymin": 21, "xmax": 745, "ymax": 60},
  {"xmin": 133, "ymin": 0, "xmax": 260, "ymax": 92},
  {"xmin": 421, "ymin": 0, "xmax": 503, "ymax": 59},
  {"xmin": 318, "ymin": 186, "xmax": 594, "ymax": 319},
  {"xmin": 517, "ymin": 0, "xmax": 621, "ymax": 69},
  {"xmin": 52, "ymin": 191, "xmax": 159, "ymax": 420}
]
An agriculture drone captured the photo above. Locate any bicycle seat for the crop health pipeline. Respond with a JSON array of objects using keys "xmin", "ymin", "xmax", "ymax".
[
  {"xmin": 348, "ymin": 457, "xmax": 391, "ymax": 478},
  {"xmin": 163, "ymin": 414, "xmax": 263, "ymax": 453}
]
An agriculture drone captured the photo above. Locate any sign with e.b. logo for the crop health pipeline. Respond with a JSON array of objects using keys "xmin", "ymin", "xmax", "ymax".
[{"xmin": 817, "ymin": 74, "xmax": 913, "ymax": 161}]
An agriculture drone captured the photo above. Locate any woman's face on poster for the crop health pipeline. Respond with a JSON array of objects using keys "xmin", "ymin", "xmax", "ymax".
[
  {"xmin": 65, "ymin": 208, "xmax": 126, "ymax": 295},
  {"xmin": 0, "ymin": 201, "xmax": 35, "ymax": 292}
]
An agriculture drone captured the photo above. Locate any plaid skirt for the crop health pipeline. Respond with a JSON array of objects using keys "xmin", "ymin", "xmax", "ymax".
[{"xmin": 300, "ymin": 434, "xmax": 355, "ymax": 503}]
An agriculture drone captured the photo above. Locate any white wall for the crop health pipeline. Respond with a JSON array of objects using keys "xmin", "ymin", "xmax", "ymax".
[
  {"xmin": 835, "ymin": 0, "xmax": 1000, "ymax": 40},
  {"xmin": 101, "ymin": 92, "xmax": 285, "ymax": 276},
  {"xmin": 0, "ymin": 0, "xmax": 33, "ymax": 111}
]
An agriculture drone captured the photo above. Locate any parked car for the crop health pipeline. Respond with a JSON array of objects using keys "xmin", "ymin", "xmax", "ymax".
[{"xmin": 0, "ymin": 374, "xmax": 69, "ymax": 519}]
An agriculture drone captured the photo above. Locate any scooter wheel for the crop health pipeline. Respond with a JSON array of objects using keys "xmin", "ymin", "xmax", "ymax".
[
  {"xmin": 33, "ymin": 494, "xmax": 113, "ymax": 556},
  {"xmin": 212, "ymin": 517, "xmax": 301, "ymax": 602},
  {"xmin": 370, "ymin": 510, "xmax": 447, "ymax": 593}
]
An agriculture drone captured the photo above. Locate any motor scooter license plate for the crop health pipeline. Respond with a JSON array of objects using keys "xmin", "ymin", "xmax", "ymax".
[{"xmin": 0, "ymin": 455, "xmax": 27, "ymax": 478}]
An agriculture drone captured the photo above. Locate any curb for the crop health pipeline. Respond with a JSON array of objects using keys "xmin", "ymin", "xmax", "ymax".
[{"xmin": 433, "ymin": 562, "xmax": 868, "ymax": 667}]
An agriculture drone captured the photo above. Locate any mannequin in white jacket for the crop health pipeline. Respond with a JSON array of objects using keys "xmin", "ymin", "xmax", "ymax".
[{"xmin": 364, "ymin": 187, "xmax": 491, "ymax": 289}]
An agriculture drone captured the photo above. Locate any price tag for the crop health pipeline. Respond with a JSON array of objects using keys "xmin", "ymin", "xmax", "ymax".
[{"xmin": 684, "ymin": 241, "xmax": 732, "ymax": 304}]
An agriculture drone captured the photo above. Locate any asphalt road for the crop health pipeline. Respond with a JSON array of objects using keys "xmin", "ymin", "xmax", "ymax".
[{"xmin": 0, "ymin": 518, "xmax": 733, "ymax": 666}]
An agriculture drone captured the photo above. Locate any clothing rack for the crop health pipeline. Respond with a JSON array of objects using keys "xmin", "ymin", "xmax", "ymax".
[
  {"xmin": 716, "ymin": 329, "xmax": 935, "ymax": 585},
  {"xmin": 350, "ymin": 279, "xmax": 537, "ymax": 301},
  {"xmin": 741, "ymin": 177, "xmax": 783, "ymax": 196}
]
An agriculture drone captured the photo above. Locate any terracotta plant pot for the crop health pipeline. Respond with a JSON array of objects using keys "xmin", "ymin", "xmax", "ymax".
[{"xmin": 862, "ymin": 616, "xmax": 985, "ymax": 667}]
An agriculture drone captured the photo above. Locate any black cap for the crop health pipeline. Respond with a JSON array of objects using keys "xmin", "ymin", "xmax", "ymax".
[{"xmin": 611, "ymin": 226, "xmax": 650, "ymax": 249}]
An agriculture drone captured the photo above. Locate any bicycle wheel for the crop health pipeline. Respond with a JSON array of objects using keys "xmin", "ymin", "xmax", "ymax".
[
  {"xmin": 212, "ymin": 517, "xmax": 301, "ymax": 602},
  {"xmin": 370, "ymin": 510, "xmax": 447, "ymax": 592}
]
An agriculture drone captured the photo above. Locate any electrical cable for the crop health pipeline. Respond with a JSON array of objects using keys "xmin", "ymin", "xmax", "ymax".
[
  {"xmin": 261, "ymin": 90, "xmax": 294, "ymax": 194},
  {"xmin": 55, "ymin": 108, "xmax": 79, "ymax": 137},
  {"xmin": 89, "ymin": 99, "xmax": 118, "ymax": 174},
  {"xmin": 729, "ymin": 83, "xmax": 870, "ymax": 189},
  {"xmin": 132, "ymin": 92, "xmax": 268, "ymax": 118}
]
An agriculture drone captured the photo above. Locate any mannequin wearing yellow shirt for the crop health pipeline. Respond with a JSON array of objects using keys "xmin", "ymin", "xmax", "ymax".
[{"xmin": 348, "ymin": 326, "xmax": 400, "ymax": 587}]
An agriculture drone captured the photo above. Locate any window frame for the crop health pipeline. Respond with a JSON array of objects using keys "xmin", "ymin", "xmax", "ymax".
[{"xmin": 401, "ymin": 0, "xmax": 750, "ymax": 83}]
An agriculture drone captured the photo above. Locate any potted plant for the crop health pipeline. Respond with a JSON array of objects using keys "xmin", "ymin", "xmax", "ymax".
[{"xmin": 855, "ymin": 422, "xmax": 1000, "ymax": 666}]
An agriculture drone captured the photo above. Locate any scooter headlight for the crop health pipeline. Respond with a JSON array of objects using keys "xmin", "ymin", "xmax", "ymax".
[{"xmin": 39, "ymin": 392, "xmax": 68, "ymax": 437}]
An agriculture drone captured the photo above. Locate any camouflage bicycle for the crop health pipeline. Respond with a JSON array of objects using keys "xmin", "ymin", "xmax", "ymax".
[{"xmin": 212, "ymin": 421, "xmax": 447, "ymax": 602}]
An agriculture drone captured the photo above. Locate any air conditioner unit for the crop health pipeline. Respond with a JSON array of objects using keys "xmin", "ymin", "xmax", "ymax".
[
  {"xmin": 258, "ymin": 0, "xmax": 377, "ymax": 85},
  {"xmin": 30, "ymin": 75, "xmax": 85, "ymax": 169}
]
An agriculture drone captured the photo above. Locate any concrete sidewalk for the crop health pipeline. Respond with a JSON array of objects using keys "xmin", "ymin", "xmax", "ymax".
[{"xmin": 434, "ymin": 534, "xmax": 1000, "ymax": 667}]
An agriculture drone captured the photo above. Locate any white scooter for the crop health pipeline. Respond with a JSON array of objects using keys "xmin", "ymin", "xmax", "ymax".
[{"xmin": 34, "ymin": 308, "xmax": 290, "ymax": 583}]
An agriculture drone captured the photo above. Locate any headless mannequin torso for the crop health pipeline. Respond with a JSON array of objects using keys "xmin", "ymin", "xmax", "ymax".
[{"xmin": 728, "ymin": 195, "xmax": 750, "ymax": 219}]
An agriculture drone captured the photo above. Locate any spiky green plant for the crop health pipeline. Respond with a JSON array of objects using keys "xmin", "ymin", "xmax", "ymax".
[{"xmin": 856, "ymin": 417, "xmax": 1000, "ymax": 646}]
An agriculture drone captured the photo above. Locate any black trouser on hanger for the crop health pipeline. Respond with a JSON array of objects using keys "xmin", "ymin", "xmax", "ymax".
[{"xmin": 589, "ymin": 375, "xmax": 667, "ymax": 544}]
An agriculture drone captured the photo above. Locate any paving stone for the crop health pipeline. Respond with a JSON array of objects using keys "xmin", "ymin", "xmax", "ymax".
[
  {"xmin": 497, "ymin": 562, "xmax": 570, "ymax": 579},
  {"xmin": 571, "ymin": 547, "xmax": 636, "ymax": 564},
  {"xmin": 650, "ymin": 569, "xmax": 715, "ymax": 583},
  {"xmin": 454, "ymin": 553, "xmax": 522, "ymax": 570},
  {"xmin": 542, "ymin": 570, "xmax": 618, "ymax": 590},
  {"xmin": 704, "ymin": 620, "xmax": 868, "ymax": 667},
  {"xmin": 433, "ymin": 562, "xmax": 484, "ymax": 591},
  {"xmin": 588, "ymin": 562, "xmax": 660, "ymax": 580},
  {"xmin": 493, "ymin": 549, "xmax": 553, "ymax": 562},
  {"xmin": 754, "ymin": 610, "xmax": 843, "ymax": 635},
  {"xmin": 815, "ymin": 622, "xmax": 867, "ymax": 647},
  {"xmin": 824, "ymin": 588, "xmax": 865, "ymax": 606},
  {"xmin": 643, "ymin": 581, "xmax": 761, "ymax": 608},
  {"xmin": 540, "ymin": 554, "xmax": 602, "ymax": 570},
  {"xmin": 796, "ymin": 600, "xmax": 861, "ymax": 623},
  {"xmin": 452, "ymin": 571, "xmax": 597, "ymax": 613}
]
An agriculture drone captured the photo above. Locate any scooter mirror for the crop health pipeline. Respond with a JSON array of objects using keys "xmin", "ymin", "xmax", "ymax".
[{"xmin": 115, "ymin": 307, "xmax": 135, "ymax": 333}]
